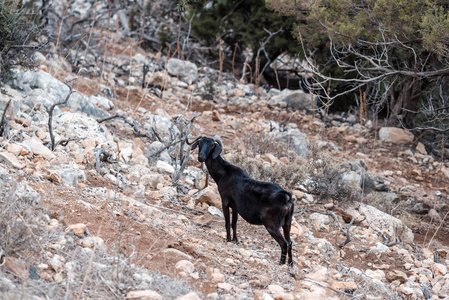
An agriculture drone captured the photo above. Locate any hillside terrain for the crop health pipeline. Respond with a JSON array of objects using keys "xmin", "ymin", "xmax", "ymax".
[{"xmin": 1, "ymin": 5, "xmax": 449, "ymax": 300}]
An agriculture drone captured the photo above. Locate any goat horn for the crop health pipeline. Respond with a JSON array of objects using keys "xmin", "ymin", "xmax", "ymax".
[
  {"xmin": 213, "ymin": 135, "xmax": 223, "ymax": 149},
  {"xmin": 186, "ymin": 135, "xmax": 204, "ymax": 145}
]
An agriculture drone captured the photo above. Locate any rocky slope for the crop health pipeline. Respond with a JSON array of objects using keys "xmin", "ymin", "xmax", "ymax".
[{"xmin": 0, "ymin": 38, "xmax": 449, "ymax": 300}]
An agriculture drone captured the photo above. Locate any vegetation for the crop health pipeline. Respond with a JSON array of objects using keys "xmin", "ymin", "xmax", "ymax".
[
  {"xmin": 187, "ymin": 0, "xmax": 302, "ymax": 82},
  {"xmin": 0, "ymin": 1, "xmax": 45, "ymax": 82},
  {"xmin": 268, "ymin": 0, "xmax": 449, "ymax": 150}
]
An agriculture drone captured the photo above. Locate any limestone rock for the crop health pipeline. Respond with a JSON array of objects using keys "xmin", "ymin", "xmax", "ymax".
[
  {"xmin": 0, "ymin": 152, "xmax": 25, "ymax": 169},
  {"xmin": 167, "ymin": 58, "xmax": 198, "ymax": 85},
  {"xmin": 22, "ymin": 137, "xmax": 55, "ymax": 160},
  {"xmin": 126, "ymin": 290, "xmax": 162, "ymax": 300},
  {"xmin": 65, "ymin": 223, "xmax": 87, "ymax": 237},
  {"xmin": 175, "ymin": 260, "xmax": 195, "ymax": 276},
  {"xmin": 379, "ymin": 127, "xmax": 414, "ymax": 144},
  {"xmin": 194, "ymin": 186, "xmax": 222, "ymax": 208},
  {"xmin": 386, "ymin": 270, "xmax": 408, "ymax": 283},
  {"xmin": 175, "ymin": 292, "xmax": 201, "ymax": 300}
]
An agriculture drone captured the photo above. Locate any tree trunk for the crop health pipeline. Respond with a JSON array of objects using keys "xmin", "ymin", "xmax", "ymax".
[{"xmin": 387, "ymin": 79, "xmax": 421, "ymax": 128}]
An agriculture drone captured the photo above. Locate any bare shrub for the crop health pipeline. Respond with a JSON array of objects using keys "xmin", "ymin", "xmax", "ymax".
[{"xmin": 231, "ymin": 134, "xmax": 362, "ymax": 203}]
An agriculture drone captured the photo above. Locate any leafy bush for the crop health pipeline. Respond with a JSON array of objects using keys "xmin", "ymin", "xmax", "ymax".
[{"xmin": 0, "ymin": 1, "xmax": 45, "ymax": 82}]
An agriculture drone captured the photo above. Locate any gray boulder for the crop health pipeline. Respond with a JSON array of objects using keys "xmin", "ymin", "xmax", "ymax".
[
  {"xmin": 166, "ymin": 58, "xmax": 198, "ymax": 85},
  {"xmin": 268, "ymin": 128, "xmax": 309, "ymax": 157}
]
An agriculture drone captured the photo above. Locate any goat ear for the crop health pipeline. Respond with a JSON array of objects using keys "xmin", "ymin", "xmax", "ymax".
[
  {"xmin": 191, "ymin": 141, "xmax": 200, "ymax": 150},
  {"xmin": 212, "ymin": 143, "xmax": 222, "ymax": 159}
]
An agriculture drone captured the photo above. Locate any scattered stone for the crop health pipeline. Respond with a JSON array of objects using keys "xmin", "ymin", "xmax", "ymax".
[
  {"xmin": 0, "ymin": 152, "xmax": 25, "ymax": 169},
  {"xmin": 50, "ymin": 255, "xmax": 65, "ymax": 273},
  {"xmin": 125, "ymin": 290, "xmax": 163, "ymax": 300},
  {"xmin": 330, "ymin": 281, "xmax": 357, "ymax": 292},
  {"xmin": 176, "ymin": 292, "xmax": 201, "ymax": 300},
  {"xmin": 428, "ymin": 209, "xmax": 442, "ymax": 222},
  {"xmin": 22, "ymin": 137, "xmax": 55, "ymax": 160},
  {"xmin": 212, "ymin": 110, "xmax": 221, "ymax": 122},
  {"xmin": 167, "ymin": 58, "xmax": 198, "ymax": 84},
  {"xmin": 3, "ymin": 257, "xmax": 29, "ymax": 278},
  {"xmin": 65, "ymin": 223, "xmax": 87, "ymax": 237},
  {"xmin": 386, "ymin": 270, "xmax": 408, "ymax": 283},
  {"xmin": 156, "ymin": 160, "xmax": 175, "ymax": 175},
  {"xmin": 379, "ymin": 127, "xmax": 414, "ymax": 144},
  {"xmin": 194, "ymin": 186, "xmax": 222, "ymax": 208},
  {"xmin": 175, "ymin": 260, "xmax": 195, "ymax": 277}
]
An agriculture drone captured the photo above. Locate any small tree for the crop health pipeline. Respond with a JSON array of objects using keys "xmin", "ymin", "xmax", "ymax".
[{"xmin": 269, "ymin": 0, "xmax": 449, "ymax": 135}]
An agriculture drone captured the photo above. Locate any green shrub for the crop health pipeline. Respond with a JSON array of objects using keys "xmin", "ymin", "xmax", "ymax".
[{"xmin": 0, "ymin": 1, "xmax": 44, "ymax": 82}]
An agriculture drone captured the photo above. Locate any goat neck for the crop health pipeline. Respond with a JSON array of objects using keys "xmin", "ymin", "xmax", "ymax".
[{"xmin": 204, "ymin": 155, "xmax": 228, "ymax": 183}]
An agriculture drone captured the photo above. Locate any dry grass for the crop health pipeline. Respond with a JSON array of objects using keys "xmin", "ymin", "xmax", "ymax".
[
  {"xmin": 0, "ymin": 175, "xmax": 192, "ymax": 299},
  {"xmin": 229, "ymin": 133, "xmax": 363, "ymax": 204}
]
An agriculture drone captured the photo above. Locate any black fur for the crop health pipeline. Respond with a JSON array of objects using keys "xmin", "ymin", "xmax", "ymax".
[{"xmin": 191, "ymin": 137, "xmax": 294, "ymax": 266}]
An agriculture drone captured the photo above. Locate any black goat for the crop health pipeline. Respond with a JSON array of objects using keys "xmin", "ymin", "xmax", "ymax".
[{"xmin": 187, "ymin": 136, "xmax": 294, "ymax": 266}]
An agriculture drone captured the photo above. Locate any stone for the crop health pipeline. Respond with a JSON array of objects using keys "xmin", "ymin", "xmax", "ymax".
[
  {"xmin": 175, "ymin": 292, "xmax": 201, "ymax": 300},
  {"xmin": 212, "ymin": 110, "xmax": 221, "ymax": 122},
  {"xmin": 0, "ymin": 151, "xmax": 25, "ymax": 169},
  {"xmin": 195, "ymin": 185, "xmax": 222, "ymax": 208},
  {"xmin": 50, "ymin": 255, "xmax": 64, "ymax": 273},
  {"xmin": 146, "ymin": 71, "xmax": 170, "ymax": 89},
  {"xmin": 433, "ymin": 263, "xmax": 447, "ymax": 276},
  {"xmin": 3, "ymin": 257, "xmax": 29, "ymax": 278},
  {"xmin": 330, "ymin": 281, "xmax": 357, "ymax": 292},
  {"xmin": 175, "ymin": 260, "xmax": 195, "ymax": 276},
  {"xmin": 268, "ymin": 128, "xmax": 309, "ymax": 157},
  {"xmin": 386, "ymin": 270, "xmax": 408, "ymax": 283},
  {"xmin": 89, "ymin": 94, "xmax": 114, "ymax": 110},
  {"xmin": 379, "ymin": 127, "xmax": 414, "ymax": 144},
  {"xmin": 156, "ymin": 160, "xmax": 175, "ymax": 175},
  {"xmin": 428, "ymin": 209, "xmax": 442, "ymax": 222},
  {"xmin": 416, "ymin": 142, "xmax": 427, "ymax": 155},
  {"xmin": 292, "ymin": 190, "xmax": 305, "ymax": 200},
  {"xmin": 22, "ymin": 137, "xmax": 55, "ymax": 159},
  {"xmin": 6, "ymin": 143, "xmax": 24, "ymax": 156},
  {"xmin": 125, "ymin": 290, "xmax": 162, "ymax": 300},
  {"xmin": 278, "ymin": 89, "xmax": 317, "ymax": 111},
  {"xmin": 211, "ymin": 269, "xmax": 225, "ymax": 283},
  {"xmin": 267, "ymin": 284, "xmax": 284, "ymax": 295},
  {"xmin": 208, "ymin": 206, "xmax": 224, "ymax": 218},
  {"xmin": 217, "ymin": 282, "xmax": 233, "ymax": 291},
  {"xmin": 358, "ymin": 203, "xmax": 414, "ymax": 244},
  {"xmin": 65, "ymin": 223, "xmax": 87, "ymax": 237},
  {"xmin": 167, "ymin": 58, "xmax": 198, "ymax": 84}
]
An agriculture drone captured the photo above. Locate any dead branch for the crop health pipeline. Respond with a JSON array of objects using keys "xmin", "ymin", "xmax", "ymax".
[
  {"xmin": 94, "ymin": 148, "xmax": 117, "ymax": 175},
  {"xmin": 0, "ymin": 99, "xmax": 11, "ymax": 138},
  {"xmin": 97, "ymin": 113, "xmax": 160, "ymax": 141},
  {"xmin": 171, "ymin": 114, "xmax": 198, "ymax": 185},
  {"xmin": 337, "ymin": 216, "xmax": 355, "ymax": 248},
  {"xmin": 48, "ymin": 78, "xmax": 76, "ymax": 151}
]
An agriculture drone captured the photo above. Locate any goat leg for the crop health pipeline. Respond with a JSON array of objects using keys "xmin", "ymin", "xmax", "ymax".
[
  {"xmin": 283, "ymin": 211, "xmax": 294, "ymax": 266},
  {"xmin": 231, "ymin": 208, "xmax": 239, "ymax": 244},
  {"xmin": 265, "ymin": 225, "xmax": 289, "ymax": 265},
  {"xmin": 222, "ymin": 201, "xmax": 232, "ymax": 242}
]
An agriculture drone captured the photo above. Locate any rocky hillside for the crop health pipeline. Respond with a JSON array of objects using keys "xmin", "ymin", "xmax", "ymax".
[{"xmin": 1, "ymin": 22, "xmax": 449, "ymax": 300}]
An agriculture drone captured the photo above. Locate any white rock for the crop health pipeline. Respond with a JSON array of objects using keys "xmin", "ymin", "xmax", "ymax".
[
  {"xmin": 175, "ymin": 260, "xmax": 194, "ymax": 276},
  {"xmin": 175, "ymin": 292, "xmax": 201, "ymax": 300},
  {"xmin": 379, "ymin": 127, "xmax": 414, "ymax": 144},
  {"xmin": 22, "ymin": 137, "xmax": 55, "ymax": 159},
  {"xmin": 156, "ymin": 160, "xmax": 174, "ymax": 175}
]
